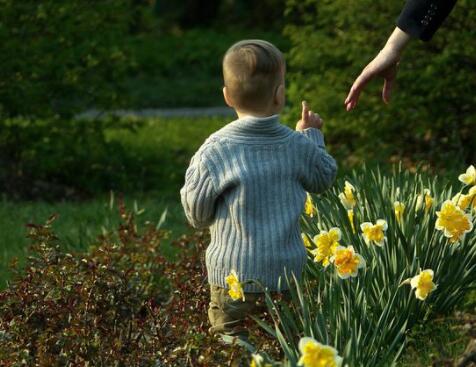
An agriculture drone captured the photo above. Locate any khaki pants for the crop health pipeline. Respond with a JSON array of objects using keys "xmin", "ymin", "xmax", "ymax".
[{"xmin": 207, "ymin": 284, "xmax": 291, "ymax": 338}]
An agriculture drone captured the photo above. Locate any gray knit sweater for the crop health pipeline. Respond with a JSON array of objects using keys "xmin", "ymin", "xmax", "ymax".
[{"xmin": 180, "ymin": 114, "xmax": 337, "ymax": 292}]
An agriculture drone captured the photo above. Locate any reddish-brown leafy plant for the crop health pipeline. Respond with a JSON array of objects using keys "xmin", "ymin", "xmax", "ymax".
[{"xmin": 0, "ymin": 202, "xmax": 281, "ymax": 366}]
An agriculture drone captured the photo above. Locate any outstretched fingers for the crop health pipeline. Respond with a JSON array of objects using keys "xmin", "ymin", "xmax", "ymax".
[
  {"xmin": 382, "ymin": 77, "xmax": 394, "ymax": 104},
  {"xmin": 382, "ymin": 63, "xmax": 398, "ymax": 104},
  {"xmin": 345, "ymin": 67, "xmax": 374, "ymax": 111}
]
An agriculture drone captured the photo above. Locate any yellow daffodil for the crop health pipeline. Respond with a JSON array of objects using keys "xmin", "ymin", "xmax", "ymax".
[
  {"xmin": 250, "ymin": 355, "xmax": 260, "ymax": 367},
  {"xmin": 347, "ymin": 209, "xmax": 356, "ymax": 234},
  {"xmin": 452, "ymin": 192, "xmax": 466, "ymax": 209},
  {"xmin": 250, "ymin": 354, "xmax": 272, "ymax": 367},
  {"xmin": 297, "ymin": 337, "xmax": 343, "ymax": 367},
  {"xmin": 339, "ymin": 181, "xmax": 356, "ymax": 210},
  {"xmin": 360, "ymin": 219, "xmax": 387, "ymax": 247},
  {"xmin": 394, "ymin": 201, "xmax": 405, "ymax": 224},
  {"xmin": 331, "ymin": 246, "xmax": 366, "ymax": 279},
  {"xmin": 409, "ymin": 269, "xmax": 437, "ymax": 300},
  {"xmin": 302, "ymin": 233, "xmax": 314, "ymax": 249},
  {"xmin": 452, "ymin": 186, "xmax": 476, "ymax": 212},
  {"xmin": 458, "ymin": 165, "xmax": 476, "ymax": 186},
  {"xmin": 310, "ymin": 228, "xmax": 341, "ymax": 267},
  {"xmin": 435, "ymin": 200, "xmax": 473, "ymax": 243},
  {"xmin": 225, "ymin": 270, "xmax": 245, "ymax": 301},
  {"xmin": 416, "ymin": 189, "xmax": 433, "ymax": 213},
  {"xmin": 305, "ymin": 193, "xmax": 318, "ymax": 217}
]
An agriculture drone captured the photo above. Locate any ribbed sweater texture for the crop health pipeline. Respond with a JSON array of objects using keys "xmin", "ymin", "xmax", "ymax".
[{"xmin": 180, "ymin": 114, "xmax": 337, "ymax": 292}]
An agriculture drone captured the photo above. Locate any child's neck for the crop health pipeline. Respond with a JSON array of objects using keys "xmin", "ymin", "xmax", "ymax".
[{"xmin": 235, "ymin": 108, "xmax": 281, "ymax": 120}]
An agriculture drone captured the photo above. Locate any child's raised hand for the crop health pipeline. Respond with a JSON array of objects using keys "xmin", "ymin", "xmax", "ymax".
[{"xmin": 295, "ymin": 101, "xmax": 323, "ymax": 131}]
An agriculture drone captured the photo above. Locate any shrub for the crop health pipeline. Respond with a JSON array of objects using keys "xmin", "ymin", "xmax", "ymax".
[
  {"xmin": 283, "ymin": 0, "xmax": 476, "ymax": 168},
  {"xmin": 0, "ymin": 117, "xmax": 145, "ymax": 199},
  {"xmin": 125, "ymin": 28, "xmax": 289, "ymax": 108},
  {"xmin": 154, "ymin": 0, "xmax": 285, "ymax": 30},
  {"xmin": 254, "ymin": 165, "xmax": 476, "ymax": 366},
  {"xmin": 0, "ymin": 203, "xmax": 169, "ymax": 365},
  {"xmin": 0, "ymin": 116, "xmax": 228, "ymax": 199},
  {"xmin": 0, "ymin": 0, "xmax": 152, "ymax": 118},
  {"xmin": 0, "ymin": 201, "xmax": 283, "ymax": 365}
]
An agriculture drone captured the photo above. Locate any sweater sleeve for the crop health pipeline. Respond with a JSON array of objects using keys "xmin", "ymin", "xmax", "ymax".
[
  {"xmin": 396, "ymin": 0, "xmax": 457, "ymax": 42},
  {"xmin": 180, "ymin": 151, "xmax": 219, "ymax": 229},
  {"xmin": 299, "ymin": 128, "xmax": 337, "ymax": 194}
]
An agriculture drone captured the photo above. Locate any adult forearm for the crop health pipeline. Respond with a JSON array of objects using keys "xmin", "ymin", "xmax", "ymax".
[{"xmin": 384, "ymin": 27, "xmax": 412, "ymax": 55}]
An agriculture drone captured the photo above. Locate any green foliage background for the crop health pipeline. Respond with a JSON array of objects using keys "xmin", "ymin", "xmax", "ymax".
[
  {"xmin": 284, "ymin": 0, "xmax": 476, "ymax": 168},
  {"xmin": 0, "ymin": 0, "xmax": 146, "ymax": 118},
  {"xmin": 0, "ymin": 0, "xmax": 474, "ymax": 199}
]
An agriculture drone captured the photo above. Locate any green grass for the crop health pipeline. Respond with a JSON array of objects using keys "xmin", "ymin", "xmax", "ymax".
[
  {"xmin": 399, "ymin": 290, "xmax": 476, "ymax": 366},
  {"xmin": 398, "ymin": 320, "xmax": 470, "ymax": 366},
  {"xmin": 399, "ymin": 289, "xmax": 475, "ymax": 366}
]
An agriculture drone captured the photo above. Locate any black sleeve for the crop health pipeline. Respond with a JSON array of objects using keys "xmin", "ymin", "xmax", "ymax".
[{"xmin": 397, "ymin": 0, "xmax": 457, "ymax": 42}]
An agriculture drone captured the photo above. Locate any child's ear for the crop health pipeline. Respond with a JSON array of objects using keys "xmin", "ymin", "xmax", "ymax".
[
  {"xmin": 223, "ymin": 86, "xmax": 234, "ymax": 108},
  {"xmin": 274, "ymin": 84, "xmax": 285, "ymax": 107}
]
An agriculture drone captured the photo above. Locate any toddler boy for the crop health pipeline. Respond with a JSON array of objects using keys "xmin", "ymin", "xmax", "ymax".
[{"xmin": 180, "ymin": 40, "xmax": 337, "ymax": 340}]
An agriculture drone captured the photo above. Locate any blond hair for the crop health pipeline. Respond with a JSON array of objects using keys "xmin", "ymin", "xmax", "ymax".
[{"xmin": 223, "ymin": 40, "xmax": 285, "ymax": 112}]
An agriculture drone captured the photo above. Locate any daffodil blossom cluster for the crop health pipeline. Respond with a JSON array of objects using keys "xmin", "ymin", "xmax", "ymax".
[
  {"xmin": 338, "ymin": 181, "xmax": 356, "ymax": 209},
  {"xmin": 301, "ymin": 169, "xmax": 474, "ymax": 306},
  {"xmin": 297, "ymin": 337, "xmax": 343, "ymax": 367},
  {"xmin": 310, "ymin": 228, "xmax": 341, "ymax": 267},
  {"xmin": 452, "ymin": 186, "xmax": 476, "ymax": 213},
  {"xmin": 402, "ymin": 269, "xmax": 437, "ymax": 301},
  {"xmin": 416, "ymin": 189, "xmax": 433, "ymax": 213},
  {"xmin": 394, "ymin": 201, "xmax": 405, "ymax": 224},
  {"xmin": 331, "ymin": 245, "xmax": 366, "ymax": 279},
  {"xmin": 306, "ymin": 227, "xmax": 365, "ymax": 278},
  {"xmin": 361, "ymin": 219, "xmax": 387, "ymax": 247},
  {"xmin": 458, "ymin": 165, "xmax": 476, "ymax": 186},
  {"xmin": 225, "ymin": 270, "xmax": 245, "ymax": 301},
  {"xmin": 305, "ymin": 193, "xmax": 318, "ymax": 218},
  {"xmin": 250, "ymin": 353, "xmax": 272, "ymax": 367},
  {"xmin": 433, "ymin": 166, "xmax": 475, "ymax": 243},
  {"xmin": 302, "ymin": 233, "xmax": 313, "ymax": 249},
  {"xmin": 453, "ymin": 165, "xmax": 476, "ymax": 214},
  {"xmin": 338, "ymin": 181, "xmax": 357, "ymax": 235},
  {"xmin": 435, "ymin": 200, "xmax": 473, "ymax": 244},
  {"xmin": 289, "ymin": 165, "xmax": 476, "ymax": 366}
]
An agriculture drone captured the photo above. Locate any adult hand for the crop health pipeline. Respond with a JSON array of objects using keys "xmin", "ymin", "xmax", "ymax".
[{"xmin": 344, "ymin": 27, "xmax": 411, "ymax": 111}]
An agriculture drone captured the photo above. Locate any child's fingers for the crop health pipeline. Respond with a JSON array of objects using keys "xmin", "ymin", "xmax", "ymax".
[
  {"xmin": 309, "ymin": 110, "xmax": 319, "ymax": 122},
  {"xmin": 309, "ymin": 111, "xmax": 323, "ymax": 128},
  {"xmin": 301, "ymin": 101, "xmax": 309, "ymax": 124}
]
